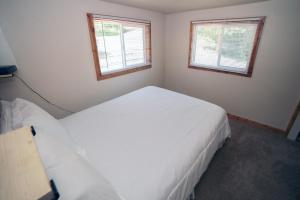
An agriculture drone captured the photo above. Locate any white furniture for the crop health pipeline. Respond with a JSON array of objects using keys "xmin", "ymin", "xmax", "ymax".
[
  {"xmin": 60, "ymin": 86, "xmax": 231, "ymax": 200},
  {"xmin": 1, "ymin": 86, "xmax": 231, "ymax": 200}
]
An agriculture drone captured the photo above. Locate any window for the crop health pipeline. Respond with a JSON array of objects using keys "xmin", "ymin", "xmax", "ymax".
[
  {"xmin": 87, "ymin": 14, "xmax": 151, "ymax": 80},
  {"xmin": 189, "ymin": 17, "xmax": 265, "ymax": 77}
]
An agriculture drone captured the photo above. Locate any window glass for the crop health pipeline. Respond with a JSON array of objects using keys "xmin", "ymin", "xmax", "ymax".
[
  {"xmin": 124, "ymin": 25, "xmax": 145, "ymax": 66},
  {"xmin": 89, "ymin": 15, "xmax": 151, "ymax": 78},
  {"xmin": 189, "ymin": 17, "xmax": 265, "ymax": 77}
]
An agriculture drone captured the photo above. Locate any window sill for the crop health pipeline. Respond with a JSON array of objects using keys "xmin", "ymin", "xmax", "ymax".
[
  {"xmin": 97, "ymin": 65, "xmax": 151, "ymax": 80},
  {"xmin": 188, "ymin": 65, "xmax": 252, "ymax": 78}
]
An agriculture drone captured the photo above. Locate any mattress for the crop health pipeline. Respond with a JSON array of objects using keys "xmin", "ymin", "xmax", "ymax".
[{"xmin": 60, "ymin": 86, "xmax": 231, "ymax": 200}]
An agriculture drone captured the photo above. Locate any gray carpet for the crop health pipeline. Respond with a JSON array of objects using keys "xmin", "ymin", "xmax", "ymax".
[{"xmin": 194, "ymin": 119, "xmax": 300, "ymax": 200}]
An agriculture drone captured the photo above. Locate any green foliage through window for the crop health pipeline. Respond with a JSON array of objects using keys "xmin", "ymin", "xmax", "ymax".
[{"xmin": 190, "ymin": 17, "xmax": 265, "ymax": 76}]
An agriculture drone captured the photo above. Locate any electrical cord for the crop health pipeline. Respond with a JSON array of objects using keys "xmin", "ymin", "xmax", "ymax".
[{"xmin": 13, "ymin": 74, "xmax": 74, "ymax": 113}]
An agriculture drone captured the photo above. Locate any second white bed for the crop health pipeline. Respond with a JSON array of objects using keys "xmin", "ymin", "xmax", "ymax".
[{"xmin": 60, "ymin": 86, "xmax": 231, "ymax": 200}]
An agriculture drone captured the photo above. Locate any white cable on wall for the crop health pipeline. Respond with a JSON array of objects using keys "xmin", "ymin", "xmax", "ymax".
[{"xmin": 13, "ymin": 74, "xmax": 74, "ymax": 114}]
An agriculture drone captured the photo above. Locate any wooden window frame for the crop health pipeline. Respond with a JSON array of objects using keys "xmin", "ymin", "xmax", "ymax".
[
  {"xmin": 87, "ymin": 13, "xmax": 152, "ymax": 80},
  {"xmin": 188, "ymin": 17, "xmax": 266, "ymax": 77}
]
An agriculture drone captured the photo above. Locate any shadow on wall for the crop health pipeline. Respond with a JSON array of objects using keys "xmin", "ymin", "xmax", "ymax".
[
  {"xmin": 0, "ymin": 77, "xmax": 69, "ymax": 118},
  {"xmin": 0, "ymin": 26, "xmax": 70, "ymax": 118},
  {"xmin": 0, "ymin": 27, "xmax": 15, "ymax": 66}
]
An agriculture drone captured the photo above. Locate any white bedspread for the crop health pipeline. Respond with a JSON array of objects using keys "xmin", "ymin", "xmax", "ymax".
[{"xmin": 60, "ymin": 86, "xmax": 231, "ymax": 200}]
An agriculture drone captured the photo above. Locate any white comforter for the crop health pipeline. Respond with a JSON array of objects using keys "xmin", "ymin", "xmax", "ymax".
[{"xmin": 60, "ymin": 86, "xmax": 231, "ymax": 200}]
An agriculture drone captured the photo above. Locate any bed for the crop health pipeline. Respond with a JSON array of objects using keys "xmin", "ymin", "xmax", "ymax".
[{"xmin": 0, "ymin": 86, "xmax": 231, "ymax": 200}]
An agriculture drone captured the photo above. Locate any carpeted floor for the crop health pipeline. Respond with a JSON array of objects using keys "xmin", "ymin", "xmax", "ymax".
[{"xmin": 194, "ymin": 119, "xmax": 300, "ymax": 200}]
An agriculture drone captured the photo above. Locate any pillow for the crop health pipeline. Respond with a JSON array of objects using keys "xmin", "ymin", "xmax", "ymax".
[
  {"xmin": 0, "ymin": 100, "xmax": 13, "ymax": 133},
  {"xmin": 11, "ymin": 98, "xmax": 77, "ymax": 149},
  {"xmin": 34, "ymin": 126, "xmax": 74, "ymax": 169},
  {"xmin": 33, "ymin": 126, "xmax": 123, "ymax": 200},
  {"xmin": 11, "ymin": 98, "xmax": 86, "ymax": 166},
  {"xmin": 48, "ymin": 151, "xmax": 123, "ymax": 200},
  {"xmin": 10, "ymin": 99, "xmax": 123, "ymax": 200}
]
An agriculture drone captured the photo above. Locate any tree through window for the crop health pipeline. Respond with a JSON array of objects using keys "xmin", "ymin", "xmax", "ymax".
[
  {"xmin": 87, "ymin": 14, "xmax": 151, "ymax": 80},
  {"xmin": 189, "ymin": 17, "xmax": 265, "ymax": 77}
]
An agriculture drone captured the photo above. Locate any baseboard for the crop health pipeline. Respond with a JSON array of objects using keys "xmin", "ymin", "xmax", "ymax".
[
  {"xmin": 227, "ymin": 113, "xmax": 286, "ymax": 134},
  {"xmin": 286, "ymin": 101, "xmax": 300, "ymax": 133}
]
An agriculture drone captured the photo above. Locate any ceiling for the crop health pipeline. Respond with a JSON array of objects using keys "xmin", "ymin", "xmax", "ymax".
[{"xmin": 101, "ymin": 0, "xmax": 268, "ymax": 14}]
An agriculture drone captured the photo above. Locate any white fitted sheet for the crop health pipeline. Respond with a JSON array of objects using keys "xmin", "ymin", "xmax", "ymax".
[{"xmin": 60, "ymin": 86, "xmax": 231, "ymax": 200}]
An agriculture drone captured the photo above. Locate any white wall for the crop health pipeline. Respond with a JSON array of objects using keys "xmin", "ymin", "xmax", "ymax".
[
  {"xmin": 0, "ymin": 0, "xmax": 165, "ymax": 118},
  {"xmin": 0, "ymin": 27, "xmax": 16, "ymax": 65},
  {"xmin": 0, "ymin": 0, "xmax": 299, "ymax": 130},
  {"xmin": 164, "ymin": 0, "xmax": 300, "ymax": 130}
]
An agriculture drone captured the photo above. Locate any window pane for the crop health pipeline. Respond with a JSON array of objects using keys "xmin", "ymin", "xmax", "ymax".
[
  {"xmin": 189, "ymin": 17, "xmax": 264, "ymax": 77},
  {"xmin": 94, "ymin": 20, "xmax": 108, "ymax": 71},
  {"xmin": 123, "ymin": 25, "xmax": 145, "ymax": 66},
  {"xmin": 95, "ymin": 21, "xmax": 124, "ymax": 73},
  {"xmin": 89, "ymin": 15, "xmax": 152, "ymax": 79},
  {"xmin": 220, "ymin": 23, "xmax": 256, "ymax": 71},
  {"xmin": 193, "ymin": 24, "xmax": 222, "ymax": 66}
]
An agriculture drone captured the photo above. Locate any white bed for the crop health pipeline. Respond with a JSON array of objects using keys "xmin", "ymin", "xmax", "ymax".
[
  {"xmin": 59, "ymin": 86, "xmax": 231, "ymax": 200},
  {"xmin": 0, "ymin": 86, "xmax": 230, "ymax": 200}
]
